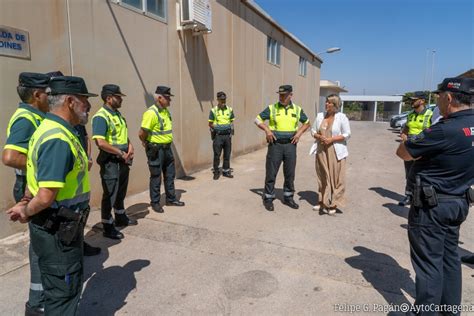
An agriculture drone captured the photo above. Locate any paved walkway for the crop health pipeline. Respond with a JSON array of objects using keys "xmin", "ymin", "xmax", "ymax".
[{"xmin": 1, "ymin": 121, "xmax": 473, "ymax": 315}]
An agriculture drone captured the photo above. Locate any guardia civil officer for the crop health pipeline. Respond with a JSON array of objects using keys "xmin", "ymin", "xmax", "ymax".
[
  {"xmin": 46, "ymin": 71, "xmax": 101, "ymax": 255},
  {"xmin": 396, "ymin": 77, "xmax": 474, "ymax": 312},
  {"xmin": 255, "ymin": 85, "xmax": 310, "ymax": 211},
  {"xmin": 92, "ymin": 84, "xmax": 137, "ymax": 240},
  {"xmin": 398, "ymin": 91, "xmax": 433, "ymax": 206},
  {"xmin": 209, "ymin": 91, "xmax": 235, "ymax": 180},
  {"xmin": 139, "ymin": 86, "xmax": 185, "ymax": 213},
  {"xmin": 7, "ymin": 76, "xmax": 96, "ymax": 315},
  {"xmin": 2, "ymin": 72, "xmax": 49, "ymax": 315}
]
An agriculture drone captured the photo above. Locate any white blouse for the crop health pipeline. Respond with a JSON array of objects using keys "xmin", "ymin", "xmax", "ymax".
[{"xmin": 309, "ymin": 112, "xmax": 351, "ymax": 161}]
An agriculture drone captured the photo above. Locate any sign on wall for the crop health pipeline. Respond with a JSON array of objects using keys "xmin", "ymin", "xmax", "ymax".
[{"xmin": 0, "ymin": 25, "xmax": 30, "ymax": 59}]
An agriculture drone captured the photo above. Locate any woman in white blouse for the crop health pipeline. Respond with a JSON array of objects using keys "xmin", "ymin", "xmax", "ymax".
[{"xmin": 310, "ymin": 94, "xmax": 351, "ymax": 215}]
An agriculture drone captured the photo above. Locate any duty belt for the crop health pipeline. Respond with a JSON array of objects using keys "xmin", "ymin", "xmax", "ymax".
[
  {"xmin": 148, "ymin": 142, "xmax": 172, "ymax": 149},
  {"xmin": 215, "ymin": 130, "xmax": 231, "ymax": 135},
  {"xmin": 274, "ymin": 138, "xmax": 292, "ymax": 144}
]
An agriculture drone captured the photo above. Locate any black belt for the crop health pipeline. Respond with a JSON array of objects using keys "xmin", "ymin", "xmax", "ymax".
[
  {"xmin": 274, "ymin": 138, "xmax": 293, "ymax": 144},
  {"xmin": 148, "ymin": 143, "xmax": 172, "ymax": 149},
  {"xmin": 215, "ymin": 130, "xmax": 231, "ymax": 135},
  {"xmin": 437, "ymin": 193, "xmax": 466, "ymax": 200}
]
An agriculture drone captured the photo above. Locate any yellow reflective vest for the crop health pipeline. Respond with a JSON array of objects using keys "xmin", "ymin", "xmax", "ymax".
[{"xmin": 27, "ymin": 117, "xmax": 90, "ymax": 209}]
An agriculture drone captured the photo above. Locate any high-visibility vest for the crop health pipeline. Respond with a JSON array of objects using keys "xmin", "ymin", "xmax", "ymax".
[
  {"xmin": 92, "ymin": 106, "xmax": 128, "ymax": 147},
  {"xmin": 407, "ymin": 108, "xmax": 433, "ymax": 136},
  {"xmin": 6, "ymin": 106, "xmax": 44, "ymax": 138},
  {"xmin": 145, "ymin": 105, "xmax": 173, "ymax": 144},
  {"xmin": 27, "ymin": 118, "xmax": 90, "ymax": 209},
  {"xmin": 211, "ymin": 106, "xmax": 234, "ymax": 131},
  {"xmin": 268, "ymin": 102, "xmax": 302, "ymax": 138}
]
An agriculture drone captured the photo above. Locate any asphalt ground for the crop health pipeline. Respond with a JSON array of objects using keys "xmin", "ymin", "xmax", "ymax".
[{"xmin": 1, "ymin": 121, "xmax": 473, "ymax": 315}]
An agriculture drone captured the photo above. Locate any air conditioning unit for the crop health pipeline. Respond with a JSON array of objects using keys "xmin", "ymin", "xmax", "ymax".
[{"xmin": 179, "ymin": 0, "xmax": 212, "ymax": 34}]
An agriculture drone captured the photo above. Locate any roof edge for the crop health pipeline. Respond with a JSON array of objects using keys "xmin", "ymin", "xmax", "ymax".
[{"xmin": 241, "ymin": 0, "xmax": 323, "ymax": 64}]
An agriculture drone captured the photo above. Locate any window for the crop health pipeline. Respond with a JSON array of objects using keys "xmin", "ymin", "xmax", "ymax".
[
  {"xmin": 116, "ymin": 0, "xmax": 167, "ymax": 21},
  {"xmin": 267, "ymin": 36, "xmax": 281, "ymax": 66},
  {"xmin": 298, "ymin": 57, "xmax": 307, "ymax": 77}
]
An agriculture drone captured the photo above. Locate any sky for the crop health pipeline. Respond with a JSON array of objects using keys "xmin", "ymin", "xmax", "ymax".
[{"xmin": 255, "ymin": 0, "xmax": 473, "ymax": 95}]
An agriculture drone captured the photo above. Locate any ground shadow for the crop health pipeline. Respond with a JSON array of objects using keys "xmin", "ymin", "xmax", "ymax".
[
  {"xmin": 297, "ymin": 190, "xmax": 318, "ymax": 206},
  {"xmin": 80, "ymin": 259, "xmax": 150, "ymax": 315},
  {"xmin": 159, "ymin": 189, "xmax": 187, "ymax": 206},
  {"xmin": 346, "ymin": 246, "xmax": 415, "ymax": 314},
  {"xmin": 383, "ymin": 203, "xmax": 409, "ymax": 219},
  {"xmin": 125, "ymin": 203, "xmax": 150, "ymax": 220},
  {"xmin": 369, "ymin": 187, "xmax": 405, "ymax": 202}
]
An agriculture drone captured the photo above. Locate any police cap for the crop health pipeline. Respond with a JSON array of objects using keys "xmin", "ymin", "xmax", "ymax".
[
  {"xmin": 409, "ymin": 91, "xmax": 428, "ymax": 100},
  {"xmin": 277, "ymin": 85, "xmax": 293, "ymax": 94},
  {"xmin": 47, "ymin": 76, "xmax": 98, "ymax": 97},
  {"xmin": 155, "ymin": 86, "xmax": 174, "ymax": 96},
  {"xmin": 18, "ymin": 72, "xmax": 50, "ymax": 88},
  {"xmin": 217, "ymin": 91, "xmax": 226, "ymax": 100},
  {"xmin": 101, "ymin": 84, "xmax": 126, "ymax": 97},
  {"xmin": 433, "ymin": 77, "xmax": 474, "ymax": 95}
]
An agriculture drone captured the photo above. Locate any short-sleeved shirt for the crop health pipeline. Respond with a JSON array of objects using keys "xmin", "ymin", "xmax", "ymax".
[
  {"xmin": 5, "ymin": 103, "xmax": 45, "ymax": 154},
  {"xmin": 257, "ymin": 102, "xmax": 309, "ymax": 123},
  {"xmin": 35, "ymin": 114, "xmax": 77, "ymax": 189},
  {"xmin": 406, "ymin": 109, "xmax": 474, "ymax": 195},
  {"xmin": 141, "ymin": 104, "xmax": 173, "ymax": 144},
  {"xmin": 92, "ymin": 106, "xmax": 128, "ymax": 151}
]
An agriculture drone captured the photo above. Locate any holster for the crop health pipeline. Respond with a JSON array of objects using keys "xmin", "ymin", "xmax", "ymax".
[
  {"xmin": 97, "ymin": 150, "xmax": 113, "ymax": 165},
  {"xmin": 413, "ymin": 176, "xmax": 438, "ymax": 208},
  {"xmin": 467, "ymin": 185, "xmax": 474, "ymax": 206},
  {"xmin": 210, "ymin": 128, "xmax": 216, "ymax": 140},
  {"xmin": 146, "ymin": 143, "xmax": 159, "ymax": 160},
  {"xmin": 55, "ymin": 206, "xmax": 89, "ymax": 245}
]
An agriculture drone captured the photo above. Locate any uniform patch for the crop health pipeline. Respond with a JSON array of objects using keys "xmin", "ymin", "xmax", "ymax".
[{"xmin": 410, "ymin": 132, "xmax": 425, "ymax": 143}]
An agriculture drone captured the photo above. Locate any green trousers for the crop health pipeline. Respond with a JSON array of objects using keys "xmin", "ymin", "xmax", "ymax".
[{"xmin": 29, "ymin": 222, "xmax": 84, "ymax": 316}]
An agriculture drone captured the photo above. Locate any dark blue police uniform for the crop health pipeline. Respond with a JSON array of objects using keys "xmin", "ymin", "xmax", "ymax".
[{"xmin": 405, "ymin": 109, "xmax": 474, "ymax": 312}]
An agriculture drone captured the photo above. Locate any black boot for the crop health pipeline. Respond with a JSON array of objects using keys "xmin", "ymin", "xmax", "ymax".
[
  {"xmin": 213, "ymin": 172, "xmax": 220, "ymax": 180},
  {"xmin": 263, "ymin": 199, "xmax": 274, "ymax": 211},
  {"xmin": 25, "ymin": 302, "xmax": 44, "ymax": 316},
  {"xmin": 461, "ymin": 255, "xmax": 474, "ymax": 264},
  {"xmin": 103, "ymin": 223, "xmax": 124, "ymax": 240},
  {"xmin": 283, "ymin": 198, "xmax": 299, "ymax": 209},
  {"xmin": 222, "ymin": 171, "xmax": 234, "ymax": 178},
  {"xmin": 115, "ymin": 213, "xmax": 138, "ymax": 227}
]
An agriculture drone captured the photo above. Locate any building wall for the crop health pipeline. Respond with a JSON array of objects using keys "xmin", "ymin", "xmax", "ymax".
[{"xmin": 0, "ymin": 0, "xmax": 320, "ymax": 238}]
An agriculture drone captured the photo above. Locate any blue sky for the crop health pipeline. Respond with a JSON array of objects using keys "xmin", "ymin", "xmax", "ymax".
[{"xmin": 255, "ymin": 0, "xmax": 473, "ymax": 95}]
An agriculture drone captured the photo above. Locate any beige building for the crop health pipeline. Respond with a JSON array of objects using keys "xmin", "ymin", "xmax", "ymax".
[
  {"xmin": 318, "ymin": 79, "xmax": 348, "ymax": 112},
  {"xmin": 0, "ymin": 0, "xmax": 321, "ymax": 238}
]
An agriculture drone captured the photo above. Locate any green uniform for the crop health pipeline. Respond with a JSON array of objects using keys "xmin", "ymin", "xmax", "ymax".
[
  {"xmin": 256, "ymin": 102, "xmax": 309, "ymax": 200},
  {"xmin": 92, "ymin": 105, "xmax": 130, "ymax": 224},
  {"xmin": 141, "ymin": 104, "xmax": 177, "ymax": 204},
  {"xmin": 209, "ymin": 105, "xmax": 235, "ymax": 173},
  {"xmin": 27, "ymin": 113, "xmax": 90, "ymax": 315}
]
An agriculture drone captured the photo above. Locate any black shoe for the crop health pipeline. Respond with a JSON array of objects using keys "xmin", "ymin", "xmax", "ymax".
[
  {"xmin": 151, "ymin": 203, "xmax": 164, "ymax": 213},
  {"xmin": 398, "ymin": 196, "xmax": 411, "ymax": 206},
  {"xmin": 213, "ymin": 173, "xmax": 220, "ymax": 180},
  {"xmin": 222, "ymin": 172, "xmax": 234, "ymax": 178},
  {"xmin": 83, "ymin": 241, "xmax": 101, "ymax": 256},
  {"xmin": 25, "ymin": 302, "xmax": 44, "ymax": 316},
  {"xmin": 263, "ymin": 200, "xmax": 274, "ymax": 211},
  {"xmin": 115, "ymin": 213, "xmax": 138, "ymax": 227},
  {"xmin": 166, "ymin": 200, "xmax": 185, "ymax": 207},
  {"xmin": 283, "ymin": 198, "xmax": 299, "ymax": 209},
  {"xmin": 461, "ymin": 255, "xmax": 474, "ymax": 264},
  {"xmin": 102, "ymin": 224, "xmax": 124, "ymax": 240}
]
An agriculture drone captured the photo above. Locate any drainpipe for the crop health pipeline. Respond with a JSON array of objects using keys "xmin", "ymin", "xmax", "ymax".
[{"xmin": 66, "ymin": 0, "xmax": 74, "ymax": 75}]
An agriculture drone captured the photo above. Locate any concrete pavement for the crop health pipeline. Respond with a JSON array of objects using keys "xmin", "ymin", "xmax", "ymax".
[{"xmin": 1, "ymin": 121, "xmax": 473, "ymax": 315}]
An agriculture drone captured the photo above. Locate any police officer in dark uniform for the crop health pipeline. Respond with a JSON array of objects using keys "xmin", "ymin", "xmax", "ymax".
[
  {"xmin": 209, "ymin": 91, "xmax": 235, "ymax": 180},
  {"xmin": 396, "ymin": 77, "xmax": 474, "ymax": 312},
  {"xmin": 139, "ymin": 86, "xmax": 185, "ymax": 213},
  {"xmin": 7, "ymin": 75, "xmax": 97, "ymax": 315},
  {"xmin": 2, "ymin": 72, "xmax": 49, "ymax": 315},
  {"xmin": 255, "ymin": 85, "xmax": 310, "ymax": 211},
  {"xmin": 92, "ymin": 84, "xmax": 137, "ymax": 240}
]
